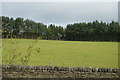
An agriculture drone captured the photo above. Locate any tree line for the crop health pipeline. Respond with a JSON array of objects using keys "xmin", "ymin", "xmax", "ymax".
[{"xmin": 1, "ymin": 16, "xmax": 120, "ymax": 42}]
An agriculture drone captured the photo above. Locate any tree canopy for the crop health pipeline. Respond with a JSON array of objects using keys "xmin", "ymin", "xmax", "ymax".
[{"xmin": 1, "ymin": 16, "xmax": 120, "ymax": 42}]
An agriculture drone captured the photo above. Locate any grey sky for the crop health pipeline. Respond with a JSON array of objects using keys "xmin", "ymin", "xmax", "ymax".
[{"xmin": 2, "ymin": 2, "xmax": 118, "ymax": 27}]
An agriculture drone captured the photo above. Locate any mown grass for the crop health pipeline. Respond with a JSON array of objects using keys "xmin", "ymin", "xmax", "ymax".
[{"xmin": 2, "ymin": 39, "xmax": 118, "ymax": 68}]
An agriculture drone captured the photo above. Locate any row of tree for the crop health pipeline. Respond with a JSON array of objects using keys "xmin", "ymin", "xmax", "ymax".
[
  {"xmin": 2, "ymin": 16, "xmax": 64, "ymax": 40},
  {"xmin": 1, "ymin": 16, "xmax": 120, "ymax": 42}
]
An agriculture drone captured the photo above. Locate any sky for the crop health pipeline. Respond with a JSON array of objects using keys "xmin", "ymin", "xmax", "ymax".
[{"xmin": 1, "ymin": 1, "xmax": 119, "ymax": 27}]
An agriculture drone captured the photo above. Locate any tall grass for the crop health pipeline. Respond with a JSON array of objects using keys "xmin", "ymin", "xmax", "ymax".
[{"xmin": 2, "ymin": 39, "xmax": 39, "ymax": 65}]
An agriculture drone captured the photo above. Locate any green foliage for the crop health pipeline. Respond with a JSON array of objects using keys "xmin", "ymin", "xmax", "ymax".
[
  {"xmin": 1, "ymin": 16, "xmax": 120, "ymax": 41},
  {"xmin": 65, "ymin": 21, "xmax": 120, "ymax": 41}
]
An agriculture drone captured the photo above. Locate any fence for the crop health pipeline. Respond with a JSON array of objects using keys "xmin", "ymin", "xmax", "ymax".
[{"xmin": 1, "ymin": 65, "xmax": 120, "ymax": 79}]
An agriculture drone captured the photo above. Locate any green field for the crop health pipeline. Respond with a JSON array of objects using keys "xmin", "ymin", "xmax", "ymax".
[{"xmin": 2, "ymin": 39, "xmax": 118, "ymax": 68}]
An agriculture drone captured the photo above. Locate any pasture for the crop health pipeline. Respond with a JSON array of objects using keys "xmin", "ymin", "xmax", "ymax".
[{"xmin": 2, "ymin": 39, "xmax": 118, "ymax": 68}]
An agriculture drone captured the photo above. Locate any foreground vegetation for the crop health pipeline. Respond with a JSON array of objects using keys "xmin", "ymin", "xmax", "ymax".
[{"xmin": 2, "ymin": 39, "xmax": 118, "ymax": 68}]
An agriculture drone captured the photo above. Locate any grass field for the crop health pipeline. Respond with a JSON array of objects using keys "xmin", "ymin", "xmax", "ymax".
[{"xmin": 2, "ymin": 39, "xmax": 118, "ymax": 68}]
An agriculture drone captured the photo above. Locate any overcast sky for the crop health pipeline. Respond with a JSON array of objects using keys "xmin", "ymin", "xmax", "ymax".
[{"xmin": 1, "ymin": 2, "xmax": 118, "ymax": 27}]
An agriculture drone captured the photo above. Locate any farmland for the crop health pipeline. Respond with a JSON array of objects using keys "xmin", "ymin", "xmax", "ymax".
[{"xmin": 2, "ymin": 39, "xmax": 118, "ymax": 68}]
